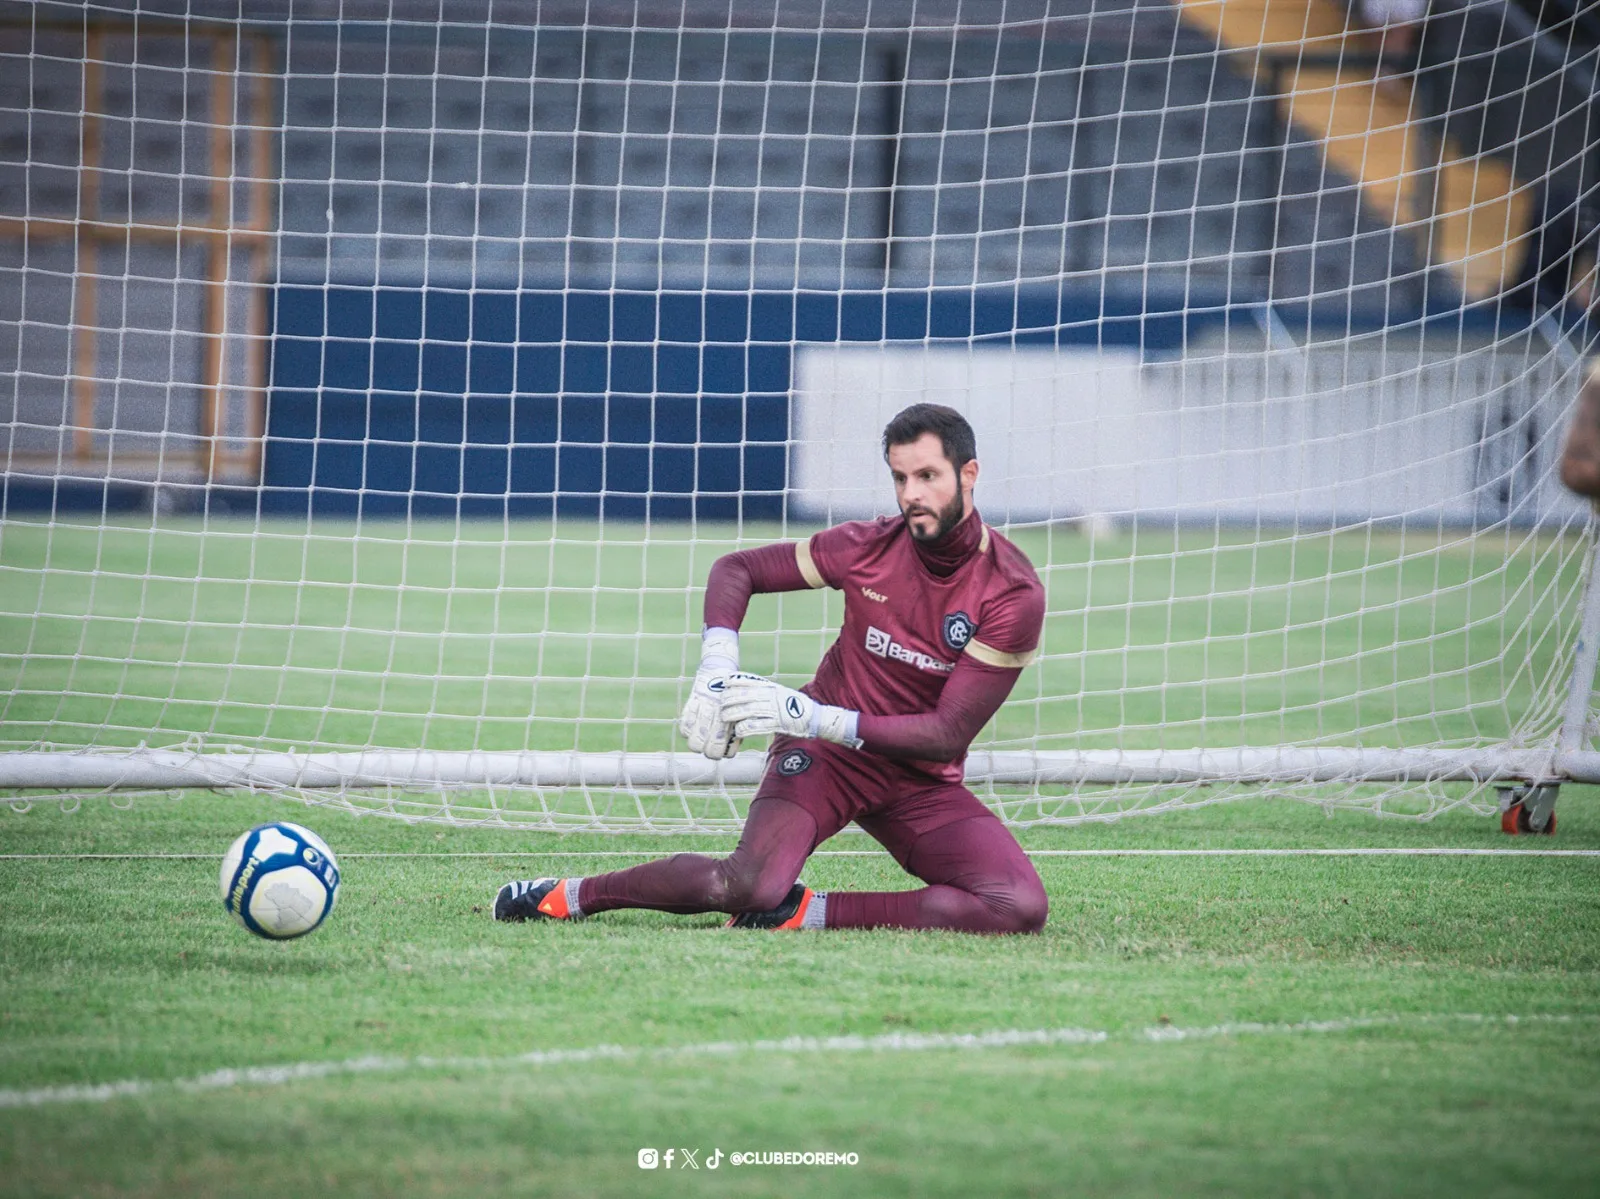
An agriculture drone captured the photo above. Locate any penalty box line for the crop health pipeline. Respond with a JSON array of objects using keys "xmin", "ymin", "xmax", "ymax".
[
  {"xmin": 1, "ymin": 1013, "xmax": 1593, "ymax": 1110},
  {"xmin": 3, "ymin": 848, "xmax": 1600, "ymax": 860}
]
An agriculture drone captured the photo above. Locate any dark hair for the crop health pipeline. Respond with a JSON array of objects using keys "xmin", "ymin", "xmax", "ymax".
[{"xmin": 881, "ymin": 403, "xmax": 977, "ymax": 471}]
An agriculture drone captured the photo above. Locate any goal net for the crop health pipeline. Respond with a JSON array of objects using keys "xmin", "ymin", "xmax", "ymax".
[{"xmin": 4, "ymin": 1, "xmax": 1599, "ymax": 831}]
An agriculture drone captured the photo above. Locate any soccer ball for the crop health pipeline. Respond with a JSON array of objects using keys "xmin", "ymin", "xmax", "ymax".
[{"xmin": 220, "ymin": 822, "xmax": 341, "ymax": 939}]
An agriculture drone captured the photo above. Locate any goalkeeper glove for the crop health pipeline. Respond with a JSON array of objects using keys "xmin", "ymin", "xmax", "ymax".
[
  {"xmin": 678, "ymin": 626, "xmax": 742, "ymax": 760},
  {"xmin": 720, "ymin": 672, "xmax": 861, "ymax": 748}
]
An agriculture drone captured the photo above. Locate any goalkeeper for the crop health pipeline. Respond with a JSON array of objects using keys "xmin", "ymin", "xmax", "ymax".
[{"xmin": 496, "ymin": 403, "xmax": 1048, "ymax": 933}]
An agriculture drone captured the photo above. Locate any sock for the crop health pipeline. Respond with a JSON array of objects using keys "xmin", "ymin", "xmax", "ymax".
[
  {"xmin": 801, "ymin": 890, "xmax": 827, "ymax": 929},
  {"xmin": 563, "ymin": 877, "xmax": 585, "ymax": 919},
  {"xmin": 575, "ymin": 799, "xmax": 819, "ymax": 916}
]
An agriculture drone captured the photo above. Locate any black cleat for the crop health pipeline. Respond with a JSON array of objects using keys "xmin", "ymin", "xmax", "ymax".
[
  {"xmin": 726, "ymin": 882, "xmax": 815, "ymax": 930},
  {"xmin": 493, "ymin": 878, "xmax": 572, "ymax": 922}
]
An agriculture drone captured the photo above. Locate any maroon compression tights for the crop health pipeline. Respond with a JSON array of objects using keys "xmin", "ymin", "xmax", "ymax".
[{"xmin": 575, "ymin": 797, "xmax": 1046, "ymax": 934}]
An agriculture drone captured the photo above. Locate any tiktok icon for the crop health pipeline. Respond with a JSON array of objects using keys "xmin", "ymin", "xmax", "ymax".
[{"xmin": 706, "ymin": 1149, "xmax": 724, "ymax": 1169}]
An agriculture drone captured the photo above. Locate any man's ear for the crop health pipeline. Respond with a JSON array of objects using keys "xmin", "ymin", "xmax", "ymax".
[{"xmin": 961, "ymin": 458, "xmax": 979, "ymax": 494}]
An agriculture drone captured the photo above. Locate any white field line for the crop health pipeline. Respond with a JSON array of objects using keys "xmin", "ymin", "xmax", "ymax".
[
  {"xmin": 0, "ymin": 1028, "xmax": 1107, "ymax": 1109},
  {"xmin": 3, "ymin": 848, "xmax": 1600, "ymax": 861},
  {"xmin": 1138, "ymin": 1013, "xmax": 1597, "ymax": 1040},
  {"xmin": 2, "ymin": 1013, "xmax": 1592, "ymax": 1110}
]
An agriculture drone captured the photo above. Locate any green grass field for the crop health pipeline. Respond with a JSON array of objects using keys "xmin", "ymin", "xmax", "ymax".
[{"xmin": 3, "ymin": 519, "xmax": 1600, "ymax": 1196}]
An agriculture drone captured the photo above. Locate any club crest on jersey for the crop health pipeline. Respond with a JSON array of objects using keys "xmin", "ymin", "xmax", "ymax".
[
  {"xmin": 942, "ymin": 611, "xmax": 977, "ymax": 652},
  {"xmin": 776, "ymin": 748, "xmax": 812, "ymax": 776}
]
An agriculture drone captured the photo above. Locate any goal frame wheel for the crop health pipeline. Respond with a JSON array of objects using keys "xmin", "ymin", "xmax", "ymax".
[{"xmin": 1497, "ymin": 784, "xmax": 1560, "ymax": 836}]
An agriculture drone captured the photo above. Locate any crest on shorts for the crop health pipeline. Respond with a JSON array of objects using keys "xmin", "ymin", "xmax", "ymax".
[
  {"xmin": 942, "ymin": 610, "xmax": 977, "ymax": 651},
  {"xmin": 776, "ymin": 748, "xmax": 813, "ymax": 776}
]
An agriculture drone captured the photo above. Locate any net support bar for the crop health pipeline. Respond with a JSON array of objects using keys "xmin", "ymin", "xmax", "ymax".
[
  {"xmin": 3, "ymin": 747, "xmax": 1598, "ymax": 791},
  {"xmin": 1559, "ymin": 534, "xmax": 1600, "ymax": 755}
]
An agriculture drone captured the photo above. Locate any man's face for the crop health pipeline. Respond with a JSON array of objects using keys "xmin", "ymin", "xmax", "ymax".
[{"xmin": 887, "ymin": 431, "xmax": 978, "ymax": 543}]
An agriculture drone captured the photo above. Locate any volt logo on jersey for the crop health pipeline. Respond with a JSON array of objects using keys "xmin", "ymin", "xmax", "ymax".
[
  {"xmin": 776, "ymin": 748, "xmax": 812, "ymax": 775},
  {"xmin": 943, "ymin": 611, "xmax": 977, "ymax": 651}
]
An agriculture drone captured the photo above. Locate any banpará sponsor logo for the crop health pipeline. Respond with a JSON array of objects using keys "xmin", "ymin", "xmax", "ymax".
[{"xmin": 864, "ymin": 625, "xmax": 953, "ymax": 674}]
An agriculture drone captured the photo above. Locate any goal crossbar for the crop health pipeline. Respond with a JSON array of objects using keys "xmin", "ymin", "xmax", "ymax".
[{"xmin": 4, "ymin": 747, "xmax": 1596, "ymax": 792}]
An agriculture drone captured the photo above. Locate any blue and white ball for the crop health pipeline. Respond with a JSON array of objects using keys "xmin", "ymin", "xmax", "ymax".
[{"xmin": 220, "ymin": 822, "xmax": 340, "ymax": 939}]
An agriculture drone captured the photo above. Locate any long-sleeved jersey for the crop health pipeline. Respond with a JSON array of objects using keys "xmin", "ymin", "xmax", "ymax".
[{"xmin": 704, "ymin": 510, "xmax": 1045, "ymax": 782}]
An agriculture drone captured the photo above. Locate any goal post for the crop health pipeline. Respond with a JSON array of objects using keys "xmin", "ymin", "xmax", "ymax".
[{"xmin": 4, "ymin": 3, "xmax": 1600, "ymax": 831}]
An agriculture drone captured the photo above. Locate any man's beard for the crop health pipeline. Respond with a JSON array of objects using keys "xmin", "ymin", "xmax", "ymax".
[{"xmin": 902, "ymin": 486, "xmax": 966, "ymax": 543}]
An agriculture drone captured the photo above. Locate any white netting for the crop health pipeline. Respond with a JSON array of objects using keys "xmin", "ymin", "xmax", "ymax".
[{"xmin": 2, "ymin": 0, "xmax": 1598, "ymax": 829}]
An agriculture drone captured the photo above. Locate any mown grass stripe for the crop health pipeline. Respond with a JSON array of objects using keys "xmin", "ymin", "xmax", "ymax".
[{"xmin": 4, "ymin": 1014, "xmax": 1591, "ymax": 1110}]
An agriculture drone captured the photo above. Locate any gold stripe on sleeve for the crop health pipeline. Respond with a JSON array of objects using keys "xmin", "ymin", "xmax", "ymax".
[
  {"xmin": 795, "ymin": 538, "xmax": 827, "ymax": 589},
  {"xmin": 966, "ymin": 638, "xmax": 1036, "ymax": 669}
]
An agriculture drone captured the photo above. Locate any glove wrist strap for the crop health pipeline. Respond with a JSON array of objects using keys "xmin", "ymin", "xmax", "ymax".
[
  {"xmin": 813, "ymin": 704, "xmax": 862, "ymax": 750},
  {"xmin": 700, "ymin": 625, "xmax": 740, "ymax": 674}
]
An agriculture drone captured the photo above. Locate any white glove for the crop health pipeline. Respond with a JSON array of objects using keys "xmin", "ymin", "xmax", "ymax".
[
  {"xmin": 720, "ymin": 672, "xmax": 861, "ymax": 748},
  {"xmin": 678, "ymin": 627, "xmax": 742, "ymax": 759}
]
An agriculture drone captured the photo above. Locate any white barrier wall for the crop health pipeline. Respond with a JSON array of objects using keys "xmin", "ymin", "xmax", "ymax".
[{"xmin": 791, "ymin": 344, "xmax": 1587, "ymax": 526}]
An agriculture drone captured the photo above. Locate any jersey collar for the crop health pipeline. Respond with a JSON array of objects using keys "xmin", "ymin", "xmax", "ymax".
[{"xmin": 910, "ymin": 508, "xmax": 986, "ymax": 579}]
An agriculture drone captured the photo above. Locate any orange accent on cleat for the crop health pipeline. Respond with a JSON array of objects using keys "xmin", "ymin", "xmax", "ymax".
[
  {"xmin": 726, "ymin": 883, "xmax": 814, "ymax": 929},
  {"xmin": 774, "ymin": 887, "xmax": 813, "ymax": 929},
  {"xmin": 536, "ymin": 879, "xmax": 572, "ymax": 919}
]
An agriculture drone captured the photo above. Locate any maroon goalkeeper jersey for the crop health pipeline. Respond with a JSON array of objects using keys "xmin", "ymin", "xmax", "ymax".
[{"xmin": 796, "ymin": 515, "xmax": 1044, "ymax": 783}]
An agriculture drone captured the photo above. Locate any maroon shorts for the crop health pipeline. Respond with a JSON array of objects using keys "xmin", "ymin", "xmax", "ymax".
[{"xmin": 755, "ymin": 735, "xmax": 1002, "ymax": 864}]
